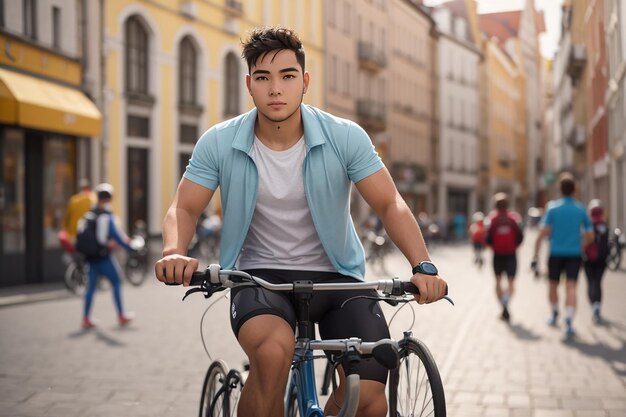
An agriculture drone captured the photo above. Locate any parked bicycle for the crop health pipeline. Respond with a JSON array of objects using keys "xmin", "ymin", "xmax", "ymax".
[
  {"xmin": 188, "ymin": 213, "xmax": 222, "ymax": 263},
  {"xmin": 58, "ymin": 231, "xmax": 149, "ymax": 294},
  {"xmin": 607, "ymin": 227, "xmax": 624, "ymax": 271},
  {"xmin": 170, "ymin": 265, "xmax": 453, "ymax": 417}
]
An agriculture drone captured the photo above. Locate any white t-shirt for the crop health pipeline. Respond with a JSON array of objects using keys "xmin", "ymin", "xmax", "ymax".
[{"xmin": 238, "ymin": 136, "xmax": 336, "ymax": 271}]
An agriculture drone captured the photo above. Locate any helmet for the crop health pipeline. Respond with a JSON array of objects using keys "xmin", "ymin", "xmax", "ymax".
[{"xmin": 94, "ymin": 183, "xmax": 114, "ymax": 200}]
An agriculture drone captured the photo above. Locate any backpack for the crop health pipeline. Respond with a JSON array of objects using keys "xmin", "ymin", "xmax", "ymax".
[
  {"xmin": 75, "ymin": 209, "xmax": 110, "ymax": 260},
  {"xmin": 585, "ymin": 221, "xmax": 609, "ymax": 263},
  {"xmin": 470, "ymin": 222, "xmax": 486, "ymax": 245},
  {"xmin": 487, "ymin": 213, "xmax": 523, "ymax": 255}
]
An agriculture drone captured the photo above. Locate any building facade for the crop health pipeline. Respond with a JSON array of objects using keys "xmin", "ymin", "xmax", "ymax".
[
  {"xmin": 0, "ymin": 0, "xmax": 102, "ymax": 286},
  {"xmin": 605, "ymin": 0, "xmax": 626, "ymax": 230},
  {"xmin": 432, "ymin": 2, "xmax": 482, "ymax": 223}
]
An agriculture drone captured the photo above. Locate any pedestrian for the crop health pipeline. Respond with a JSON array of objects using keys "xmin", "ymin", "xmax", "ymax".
[
  {"xmin": 532, "ymin": 173, "xmax": 593, "ymax": 340},
  {"xmin": 62, "ymin": 178, "xmax": 95, "ymax": 240},
  {"xmin": 468, "ymin": 211, "xmax": 486, "ymax": 267},
  {"xmin": 154, "ymin": 25, "xmax": 447, "ymax": 417},
  {"xmin": 78, "ymin": 183, "xmax": 135, "ymax": 329},
  {"xmin": 583, "ymin": 199, "xmax": 610, "ymax": 324},
  {"xmin": 485, "ymin": 193, "xmax": 524, "ymax": 322}
]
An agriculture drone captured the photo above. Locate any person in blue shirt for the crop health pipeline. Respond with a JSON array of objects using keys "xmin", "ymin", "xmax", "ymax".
[
  {"xmin": 154, "ymin": 25, "xmax": 447, "ymax": 417},
  {"xmin": 81, "ymin": 183, "xmax": 135, "ymax": 329},
  {"xmin": 533, "ymin": 173, "xmax": 593, "ymax": 340}
]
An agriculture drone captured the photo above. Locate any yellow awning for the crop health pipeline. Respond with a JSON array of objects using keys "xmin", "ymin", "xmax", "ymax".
[{"xmin": 0, "ymin": 68, "xmax": 101, "ymax": 137}]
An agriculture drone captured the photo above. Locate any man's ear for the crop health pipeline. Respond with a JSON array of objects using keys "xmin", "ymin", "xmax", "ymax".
[
  {"xmin": 246, "ymin": 74, "xmax": 251, "ymax": 93},
  {"xmin": 302, "ymin": 71, "xmax": 310, "ymax": 94}
]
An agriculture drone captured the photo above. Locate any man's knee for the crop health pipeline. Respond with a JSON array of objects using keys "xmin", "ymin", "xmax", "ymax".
[{"xmin": 238, "ymin": 315, "xmax": 294, "ymax": 371}]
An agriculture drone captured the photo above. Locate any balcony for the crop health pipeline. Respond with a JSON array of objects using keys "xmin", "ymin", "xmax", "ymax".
[
  {"xmin": 567, "ymin": 125, "xmax": 586, "ymax": 149},
  {"xmin": 497, "ymin": 150, "xmax": 514, "ymax": 167},
  {"xmin": 357, "ymin": 99, "xmax": 386, "ymax": 132},
  {"xmin": 357, "ymin": 42, "xmax": 387, "ymax": 72},
  {"xmin": 567, "ymin": 44, "xmax": 586, "ymax": 83},
  {"xmin": 225, "ymin": 0, "xmax": 243, "ymax": 16}
]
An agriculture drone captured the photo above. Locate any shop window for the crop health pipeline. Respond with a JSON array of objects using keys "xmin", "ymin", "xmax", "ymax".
[
  {"xmin": 127, "ymin": 115, "xmax": 150, "ymax": 138},
  {"xmin": 1, "ymin": 129, "xmax": 26, "ymax": 254}
]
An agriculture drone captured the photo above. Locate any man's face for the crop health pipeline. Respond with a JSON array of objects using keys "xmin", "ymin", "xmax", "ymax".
[{"xmin": 246, "ymin": 49, "xmax": 309, "ymax": 124}]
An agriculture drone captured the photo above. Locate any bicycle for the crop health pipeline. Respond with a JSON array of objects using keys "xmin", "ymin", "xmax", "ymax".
[
  {"xmin": 607, "ymin": 227, "xmax": 624, "ymax": 271},
  {"xmin": 172, "ymin": 264, "xmax": 453, "ymax": 417},
  {"xmin": 58, "ymin": 232, "xmax": 148, "ymax": 294}
]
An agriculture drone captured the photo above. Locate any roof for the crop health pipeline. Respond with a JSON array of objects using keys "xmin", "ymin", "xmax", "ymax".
[{"xmin": 478, "ymin": 11, "xmax": 522, "ymax": 44}]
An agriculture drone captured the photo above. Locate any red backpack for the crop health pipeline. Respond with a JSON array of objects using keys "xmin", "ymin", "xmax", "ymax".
[{"xmin": 487, "ymin": 213, "xmax": 523, "ymax": 255}]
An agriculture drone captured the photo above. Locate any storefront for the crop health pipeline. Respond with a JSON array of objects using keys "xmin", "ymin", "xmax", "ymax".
[{"xmin": 0, "ymin": 68, "xmax": 101, "ymax": 287}]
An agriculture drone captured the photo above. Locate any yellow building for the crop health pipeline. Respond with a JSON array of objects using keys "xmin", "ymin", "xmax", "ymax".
[
  {"xmin": 0, "ymin": 2, "xmax": 102, "ymax": 286},
  {"xmin": 103, "ymin": 1, "xmax": 324, "ymax": 235},
  {"xmin": 481, "ymin": 37, "xmax": 524, "ymax": 207}
]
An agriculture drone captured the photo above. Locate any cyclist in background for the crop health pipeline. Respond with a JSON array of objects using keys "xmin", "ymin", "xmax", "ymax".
[
  {"xmin": 80, "ymin": 183, "xmax": 135, "ymax": 329},
  {"xmin": 485, "ymin": 193, "xmax": 523, "ymax": 322},
  {"xmin": 62, "ymin": 178, "xmax": 95, "ymax": 240},
  {"xmin": 533, "ymin": 173, "xmax": 593, "ymax": 340},
  {"xmin": 155, "ymin": 25, "xmax": 447, "ymax": 417}
]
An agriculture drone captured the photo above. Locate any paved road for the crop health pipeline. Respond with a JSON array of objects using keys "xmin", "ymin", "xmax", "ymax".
[{"xmin": 0, "ymin": 230, "xmax": 625, "ymax": 417}]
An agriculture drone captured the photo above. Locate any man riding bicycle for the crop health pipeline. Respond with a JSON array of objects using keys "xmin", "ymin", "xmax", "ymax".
[{"xmin": 154, "ymin": 25, "xmax": 447, "ymax": 417}]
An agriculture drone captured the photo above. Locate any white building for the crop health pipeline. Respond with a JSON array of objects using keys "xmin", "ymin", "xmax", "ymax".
[{"xmin": 432, "ymin": 5, "xmax": 482, "ymax": 222}]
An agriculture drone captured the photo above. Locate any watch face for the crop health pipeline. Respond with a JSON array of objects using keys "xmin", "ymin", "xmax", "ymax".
[{"xmin": 420, "ymin": 261, "xmax": 438, "ymax": 275}]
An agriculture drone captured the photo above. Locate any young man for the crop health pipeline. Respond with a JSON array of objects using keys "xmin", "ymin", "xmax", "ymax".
[
  {"xmin": 154, "ymin": 26, "xmax": 447, "ymax": 417},
  {"xmin": 533, "ymin": 173, "xmax": 593, "ymax": 340},
  {"xmin": 485, "ymin": 193, "xmax": 523, "ymax": 322},
  {"xmin": 80, "ymin": 183, "xmax": 134, "ymax": 329}
]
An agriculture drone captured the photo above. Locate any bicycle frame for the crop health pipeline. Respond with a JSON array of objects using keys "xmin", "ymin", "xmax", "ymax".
[{"xmin": 288, "ymin": 347, "xmax": 324, "ymax": 417}]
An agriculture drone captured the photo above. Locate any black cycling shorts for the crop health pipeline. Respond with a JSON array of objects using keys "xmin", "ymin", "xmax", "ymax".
[
  {"xmin": 229, "ymin": 269, "xmax": 390, "ymax": 384},
  {"xmin": 548, "ymin": 256, "xmax": 582, "ymax": 282},
  {"xmin": 492, "ymin": 254, "xmax": 517, "ymax": 278}
]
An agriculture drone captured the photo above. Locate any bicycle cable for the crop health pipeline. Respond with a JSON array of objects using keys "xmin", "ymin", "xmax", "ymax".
[
  {"xmin": 199, "ymin": 289, "xmax": 231, "ymax": 362},
  {"xmin": 387, "ymin": 300, "xmax": 416, "ymax": 331}
]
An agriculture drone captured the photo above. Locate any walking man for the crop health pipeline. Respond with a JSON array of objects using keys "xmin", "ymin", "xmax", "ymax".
[
  {"xmin": 533, "ymin": 173, "xmax": 593, "ymax": 340},
  {"xmin": 486, "ymin": 193, "xmax": 523, "ymax": 322},
  {"xmin": 583, "ymin": 199, "xmax": 610, "ymax": 324}
]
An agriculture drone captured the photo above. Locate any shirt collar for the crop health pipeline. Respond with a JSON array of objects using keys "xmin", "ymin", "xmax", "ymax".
[{"xmin": 231, "ymin": 104, "xmax": 326, "ymax": 153}]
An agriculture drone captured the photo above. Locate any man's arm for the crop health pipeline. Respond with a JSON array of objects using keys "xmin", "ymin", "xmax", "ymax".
[
  {"xmin": 155, "ymin": 178, "xmax": 214, "ymax": 286},
  {"xmin": 533, "ymin": 225, "xmax": 550, "ymax": 259},
  {"xmin": 355, "ymin": 168, "xmax": 446, "ymax": 304}
]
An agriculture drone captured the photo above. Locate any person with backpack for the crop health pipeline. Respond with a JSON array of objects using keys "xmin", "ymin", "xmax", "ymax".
[
  {"xmin": 583, "ymin": 199, "xmax": 610, "ymax": 324},
  {"xmin": 76, "ymin": 183, "xmax": 134, "ymax": 329},
  {"xmin": 486, "ymin": 193, "xmax": 523, "ymax": 322},
  {"xmin": 532, "ymin": 173, "xmax": 593, "ymax": 340}
]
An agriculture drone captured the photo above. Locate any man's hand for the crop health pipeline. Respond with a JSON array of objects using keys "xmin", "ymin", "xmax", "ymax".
[
  {"xmin": 154, "ymin": 254, "xmax": 199, "ymax": 287},
  {"xmin": 410, "ymin": 273, "xmax": 447, "ymax": 304}
]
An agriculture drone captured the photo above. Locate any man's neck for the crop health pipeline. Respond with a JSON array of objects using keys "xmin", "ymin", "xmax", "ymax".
[{"xmin": 254, "ymin": 110, "xmax": 304, "ymax": 151}]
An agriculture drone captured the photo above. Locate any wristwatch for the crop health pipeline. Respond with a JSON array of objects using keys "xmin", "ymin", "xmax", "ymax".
[{"xmin": 412, "ymin": 261, "xmax": 439, "ymax": 276}]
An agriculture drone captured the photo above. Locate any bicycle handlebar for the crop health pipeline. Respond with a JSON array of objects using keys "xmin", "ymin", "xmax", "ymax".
[{"xmin": 167, "ymin": 264, "xmax": 453, "ymax": 304}]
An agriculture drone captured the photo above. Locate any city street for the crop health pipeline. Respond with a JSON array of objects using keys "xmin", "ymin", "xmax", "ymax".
[{"xmin": 1, "ymin": 229, "xmax": 625, "ymax": 417}]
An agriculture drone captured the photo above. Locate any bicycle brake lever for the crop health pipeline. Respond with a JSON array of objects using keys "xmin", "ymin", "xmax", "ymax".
[
  {"xmin": 182, "ymin": 287, "xmax": 206, "ymax": 301},
  {"xmin": 443, "ymin": 295, "xmax": 455, "ymax": 306}
]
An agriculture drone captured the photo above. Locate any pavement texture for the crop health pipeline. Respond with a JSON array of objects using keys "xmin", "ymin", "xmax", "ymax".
[{"xmin": 0, "ymin": 228, "xmax": 625, "ymax": 417}]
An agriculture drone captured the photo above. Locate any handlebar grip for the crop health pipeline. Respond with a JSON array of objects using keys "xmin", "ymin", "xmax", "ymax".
[
  {"xmin": 401, "ymin": 281, "xmax": 449, "ymax": 296},
  {"xmin": 164, "ymin": 271, "xmax": 208, "ymax": 286}
]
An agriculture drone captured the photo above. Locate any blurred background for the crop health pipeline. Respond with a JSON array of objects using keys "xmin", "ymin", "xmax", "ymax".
[{"xmin": 1, "ymin": 0, "xmax": 624, "ymax": 287}]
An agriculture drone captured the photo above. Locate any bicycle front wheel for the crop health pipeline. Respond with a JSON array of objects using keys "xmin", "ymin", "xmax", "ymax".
[
  {"xmin": 199, "ymin": 360, "xmax": 242, "ymax": 417},
  {"xmin": 388, "ymin": 337, "xmax": 446, "ymax": 417},
  {"xmin": 64, "ymin": 261, "xmax": 87, "ymax": 296}
]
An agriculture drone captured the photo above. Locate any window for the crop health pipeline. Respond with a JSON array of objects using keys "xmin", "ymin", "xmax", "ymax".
[
  {"xmin": 179, "ymin": 36, "xmax": 197, "ymax": 106},
  {"xmin": 0, "ymin": 0, "xmax": 5, "ymax": 28},
  {"xmin": 125, "ymin": 16, "xmax": 149, "ymax": 94},
  {"xmin": 127, "ymin": 115, "xmax": 150, "ymax": 138},
  {"xmin": 52, "ymin": 6, "xmax": 61, "ymax": 49},
  {"xmin": 223, "ymin": 52, "xmax": 240, "ymax": 118},
  {"xmin": 23, "ymin": 0, "xmax": 37, "ymax": 39},
  {"xmin": 180, "ymin": 123, "xmax": 198, "ymax": 144}
]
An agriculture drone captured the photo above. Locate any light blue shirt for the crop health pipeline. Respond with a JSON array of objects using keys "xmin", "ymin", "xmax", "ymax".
[
  {"xmin": 540, "ymin": 197, "xmax": 592, "ymax": 256},
  {"xmin": 184, "ymin": 104, "xmax": 384, "ymax": 280}
]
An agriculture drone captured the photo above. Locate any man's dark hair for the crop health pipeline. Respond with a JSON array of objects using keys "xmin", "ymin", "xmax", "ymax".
[
  {"xmin": 241, "ymin": 26, "xmax": 305, "ymax": 72},
  {"xmin": 559, "ymin": 172, "xmax": 576, "ymax": 196},
  {"xmin": 494, "ymin": 192, "xmax": 509, "ymax": 211}
]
